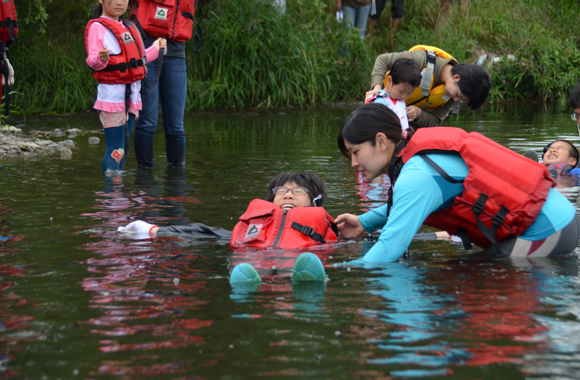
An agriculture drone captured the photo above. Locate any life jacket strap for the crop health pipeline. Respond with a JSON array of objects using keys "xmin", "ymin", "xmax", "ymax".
[
  {"xmin": 291, "ymin": 222, "xmax": 326, "ymax": 244},
  {"xmin": 0, "ymin": 19, "xmax": 19, "ymax": 45},
  {"xmin": 101, "ymin": 57, "xmax": 147, "ymax": 73},
  {"xmin": 473, "ymin": 193, "xmax": 509, "ymax": 251},
  {"xmin": 420, "ymin": 50, "xmax": 436, "ymax": 97},
  {"xmin": 454, "ymin": 226, "xmax": 472, "ymax": 250}
]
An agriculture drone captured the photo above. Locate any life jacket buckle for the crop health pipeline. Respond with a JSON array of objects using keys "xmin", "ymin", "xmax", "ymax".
[{"xmin": 473, "ymin": 194, "xmax": 488, "ymax": 215}]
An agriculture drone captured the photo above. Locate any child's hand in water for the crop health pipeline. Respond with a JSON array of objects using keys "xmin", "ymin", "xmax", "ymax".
[
  {"xmin": 99, "ymin": 46, "xmax": 111, "ymax": 63},
  {"xmin": 335, "ymin": 214, "xmax": 365, "ymax": 238},
  {"xmin": 153, "ymin": 38, "xmax": 167, "ymax": 51},
  {"xmin": 118, "ymin": 220, "xmax": 158, "ymax": 235}
]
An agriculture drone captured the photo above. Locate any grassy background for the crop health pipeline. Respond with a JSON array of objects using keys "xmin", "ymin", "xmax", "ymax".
[{"xmin": 8, "ymin": 0, "xmax": 580, "ymax": 115}]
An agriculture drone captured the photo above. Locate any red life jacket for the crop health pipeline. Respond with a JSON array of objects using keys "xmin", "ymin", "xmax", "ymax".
[
  {"xmin": 398, "ymin": 127, "xmax": 554, "ymax": 249},
  {"xmin": 0, "ymin": 0, "xmax": 18, "ymax": 45},
  {"xmin": 129, "ymin": 0, "xmax": 196, "ymax": 42},
  {"xmin": 85, "ymin": 18, "xmax": 147, "ymax": 85},
  {"xmin": 230, "ymin": 199, "xmax": 338, "ymax": 249}
]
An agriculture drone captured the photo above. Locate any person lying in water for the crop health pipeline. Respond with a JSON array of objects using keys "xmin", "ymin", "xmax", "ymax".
[
  {"xmin": 118, "ymin": 171, "xmax": 455, "ymax": 283},
  {"xmin": 525, "ymin": 140, "xmax": 579, "ymax": 176},
  {"xmin": 119, "ymin": 172, "xmax": 338, "ymax": 284}
]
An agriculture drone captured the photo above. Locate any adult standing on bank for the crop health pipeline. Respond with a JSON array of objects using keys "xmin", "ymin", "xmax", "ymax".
[{"xmin": 129, "ymin": 0, "xmax": 199, "ymax": 167}]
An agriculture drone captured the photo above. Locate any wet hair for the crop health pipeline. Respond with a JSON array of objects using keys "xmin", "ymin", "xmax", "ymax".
[
  {"xmin": 450, "ymin": 64, "xmax": 492, "ymax": 111},
  {"xmin": 389, "ymin": 58, "xmax": 422, "ymax": 87},
  {"xmin": 570, "ymin": 83, "xmax": 580, "ymax": 110},
  {"xmin": 265, "ymin": 172, "xmax": 328, "ymax": 207},
  {"xmin": 338, "ymin": 103, "xmax": 415, "ymax": 159},
  {"xmin": 542, "ymin": 140, "xmax": 579, "ymax": 167}
]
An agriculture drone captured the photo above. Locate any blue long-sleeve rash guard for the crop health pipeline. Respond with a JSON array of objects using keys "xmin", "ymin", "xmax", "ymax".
[{"xmin": 359, "ymin": 153, "xmax": 576, "ymax": 262}]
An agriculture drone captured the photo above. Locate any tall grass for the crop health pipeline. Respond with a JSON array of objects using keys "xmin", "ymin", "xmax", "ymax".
[
  {"xmin": 8, "ymin": 0, "xmax": 580, "ymax": 114},
  {"xmin": 187, "ymin": 0, "xmax": 371, "ymax": 110}
]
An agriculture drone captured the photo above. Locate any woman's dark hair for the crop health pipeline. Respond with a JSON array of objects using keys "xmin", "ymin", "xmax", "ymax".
[
  {"xmin": 570, "ymin": 83, "xmax": 580, "ymax": 110},
  {"xmin": 451, "ymin": 64, "xmax": 492, "ymax": 111},
  {"xmin": 265, "ymin": 172, "xmax": 328, "ymax": 207},
  {"xmin": 390, "ymin": 58, "xmax": 422, "ymax": 87},
  {"xmin": 338, "ymin": 103, "xmax": 413, "ymax": 159}
]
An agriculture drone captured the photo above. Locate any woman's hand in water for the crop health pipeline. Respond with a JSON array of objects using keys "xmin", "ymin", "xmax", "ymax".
[
  {"xmin": 335, "ymin": 213, "xmax": 365, "ymax": 238},
  {"xmin": 364, "ymin": 84, "xmax": 382, "ymax": 102},
  {"xmin": 99, "ymin": 46, "xmax": 111, "ymax": 63},
  {"xmin": 153, "ymin": 38, "xmax": 167, "ymax": 51},
  {"xmin": 406, "ymin": 105, "xmax": 422, "ymax": 121}
]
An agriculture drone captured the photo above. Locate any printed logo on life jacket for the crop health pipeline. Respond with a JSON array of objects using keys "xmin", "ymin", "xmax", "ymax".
[
  {"xmin": 244, "ymin": 224, "xmax": 263, "ymax": 239},
  {"xmin": 155, "ymin": 7, "xmax": 168, "ymax": 20},
  {"xmin": 121, "ymin": 32, "xmax": 134, "ymax": 45},
  {"xmin": 2, "ymin": 0, "xmax": 10, "ymax": 3}
]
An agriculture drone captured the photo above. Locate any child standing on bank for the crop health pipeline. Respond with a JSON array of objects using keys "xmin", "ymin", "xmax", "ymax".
[
  {"xmin": 365, "ymin": 58, "xmax": 422, "ymax": 132},
  {"xmin": 85, "ymin": 0, "xmax": 166, "ymax": 172}
]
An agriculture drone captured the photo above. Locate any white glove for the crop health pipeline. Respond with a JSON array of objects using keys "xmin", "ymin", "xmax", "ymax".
[
  {"xmin": 1, "ymin": 58, "xmax": 14, "ymax": 86},
  {"xmin": 117, "ymin": 220, "xmax": 156, "ymax": 234}
]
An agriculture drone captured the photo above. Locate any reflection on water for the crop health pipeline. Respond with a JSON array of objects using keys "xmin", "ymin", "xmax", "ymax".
[{"xmin": 0, "ymin": 103, "xmax": 579, "ymax": 378}]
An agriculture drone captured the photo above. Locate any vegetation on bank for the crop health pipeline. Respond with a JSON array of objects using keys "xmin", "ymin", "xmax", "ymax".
[{"xmin": 9, "ymin": 0, "xmax": 580, "ymax": 114}]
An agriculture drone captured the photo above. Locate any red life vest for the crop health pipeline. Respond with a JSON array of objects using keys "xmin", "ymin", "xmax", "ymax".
[
  {"xmin": 0, "ymin": 0, "xmax": 18, "ymax": 45},
  {"xmin": 129, "ymin": 0, "xmax": 196, "ymax": 42},
  {"xmin": 398, "ymin": 127, "xmax": 554, "ymax": 249},
  {"xmin": 230, "ymin": 199, "xmax": 338, "ymax": 249},
  {"xmin": 84, "ymin": 18, "xmax": 147, "ymax": 85}
]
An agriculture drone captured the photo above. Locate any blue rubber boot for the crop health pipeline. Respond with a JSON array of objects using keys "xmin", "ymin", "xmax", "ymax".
[
  {"xmin": 230, "ymin": 263, "xmax": 261, "ymax": 284},
  {"xmin": 292, "ymin": 252, "xmax": 326, "ymax": 282}
]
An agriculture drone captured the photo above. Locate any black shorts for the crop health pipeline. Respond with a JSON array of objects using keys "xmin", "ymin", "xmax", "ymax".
[{"xmin": 370, "ymin": 0, "xmax": 404, "ymax": 20}]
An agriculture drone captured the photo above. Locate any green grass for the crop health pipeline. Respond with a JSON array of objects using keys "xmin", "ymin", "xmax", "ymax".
[{"xmin": 8, "ymin": 0, "xmax": 580, "ymax": 114}]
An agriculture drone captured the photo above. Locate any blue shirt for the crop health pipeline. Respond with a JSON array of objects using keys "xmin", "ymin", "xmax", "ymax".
[{"xmin": 359, "ymin": 153, "xmax": 576, "ymax": 262}]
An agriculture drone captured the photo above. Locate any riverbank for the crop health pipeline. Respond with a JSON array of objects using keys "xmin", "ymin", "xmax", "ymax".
[{"xmin": 0, "ymin": 126, "xmax": 100, "ymax": 160}]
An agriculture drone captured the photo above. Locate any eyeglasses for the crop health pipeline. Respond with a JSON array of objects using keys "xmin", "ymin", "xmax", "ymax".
[
  {"xmin": 272, "ymin": 186, "xmax": 310, "ymax": 196},
  {"xmin": 571, "ymin": 113, "xmax": 580, "ymax": 122}
]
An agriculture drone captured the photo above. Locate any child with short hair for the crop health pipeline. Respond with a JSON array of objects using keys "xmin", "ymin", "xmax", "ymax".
[
  {"xmin": 365, "ymin": 58, "xmax": 422, "ymax": 131},
  {"xmin": 542, "ymin": 140, "xmax": 579, "ymax": 176}
]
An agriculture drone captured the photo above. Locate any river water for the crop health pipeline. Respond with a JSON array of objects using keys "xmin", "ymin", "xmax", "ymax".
[{"xmin": 1, "ymin": 103, "xmax": 579, "ymax": 379}]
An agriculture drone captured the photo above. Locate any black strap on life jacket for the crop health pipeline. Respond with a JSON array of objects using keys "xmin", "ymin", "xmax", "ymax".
[
  {"xmin": 148, "ymin": 47, "xmax": 164, "ymax": 94},
  {"xmin": 291, "ymin": 222, "xmax": 326, "ymax": 244},
  {"xmin": 100, "ymin": 57, "xmax": 147, "ymax": 72},
  {"xmin": 0, "ymin": 18, "xmax": 19, "ymax": 45},
  {"xmin": 472, "ymin": 193, "xmax": 509, "ymax": 251},
  {"xmin": 419, "ymin": 153, "xmax": 510, "ymax": 250}
]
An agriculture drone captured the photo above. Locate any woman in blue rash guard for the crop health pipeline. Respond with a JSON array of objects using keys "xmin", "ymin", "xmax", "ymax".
[{"xmin": 335, "ymin": 103, "xmax": 579, "ymax": 262}]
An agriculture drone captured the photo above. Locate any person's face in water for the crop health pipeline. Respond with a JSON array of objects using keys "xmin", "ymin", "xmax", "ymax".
[
  {"xmin": 272, "ymin": 181, "xmax": 312, "ymax": 210},
  {"xmin": 543, "ymin": 141, "xmax": 578, "ymax": 167}
]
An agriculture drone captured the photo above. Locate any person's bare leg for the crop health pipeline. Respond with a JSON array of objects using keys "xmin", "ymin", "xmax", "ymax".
[{"xmin": 391, "ymin": 17, "xmax": 400, "ymax": 32}]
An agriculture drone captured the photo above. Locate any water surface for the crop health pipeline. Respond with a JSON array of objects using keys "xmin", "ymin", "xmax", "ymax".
[{"xmin": 1, "ymin": 102, "xmax": 579, "ymax": 379}]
